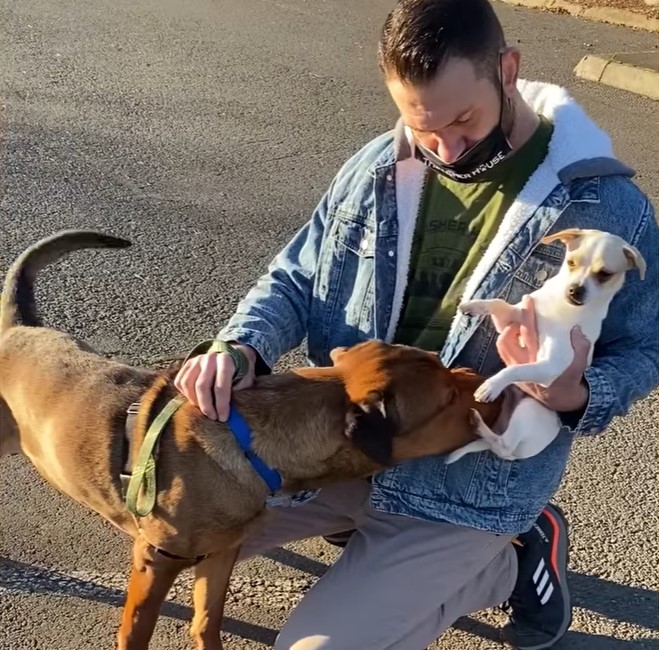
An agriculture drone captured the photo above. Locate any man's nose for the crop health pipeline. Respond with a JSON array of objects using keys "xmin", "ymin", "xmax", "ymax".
[{"xmin": 431, "ymin": 135, "xmax": 465, "ymax": 165}]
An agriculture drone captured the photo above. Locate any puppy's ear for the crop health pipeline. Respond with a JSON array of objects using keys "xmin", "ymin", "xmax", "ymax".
[
  {"xmin": 623, "ymin": 245, "xmax": 646, "ymax": 280},
  {"xmin": 541, "ymin": 228, "xmax": 584, "ymax": 248},
  {"xmin": 345, "ymin": 391, "xmax": 396, "ymax": 466}
]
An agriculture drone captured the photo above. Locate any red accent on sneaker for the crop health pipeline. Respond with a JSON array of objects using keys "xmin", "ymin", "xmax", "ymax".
[{"xmin": 544, "ymin": 507, "xmax": 561, "ymax": 584}]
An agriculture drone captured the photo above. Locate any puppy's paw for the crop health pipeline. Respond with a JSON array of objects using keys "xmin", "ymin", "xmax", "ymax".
[
  {"xmin": 458, "ymin": 300, "xmax": 485, "ymax": 316},
  {"xmin": 474, "ymin": 378, "xmax": 505, "ymax": 403},
  {"xmin": 444, "ymin": 450, "xmax": 461, "ymax": 464},
  {"xmin": 469, "ymin": 408, "xmax": 485, "ymax": 430}
]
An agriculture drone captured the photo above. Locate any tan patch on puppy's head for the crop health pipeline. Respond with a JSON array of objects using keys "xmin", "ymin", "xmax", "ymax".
[{"xmin": 543, "ymin": 228, "xmax": 645, "ymax": 307}]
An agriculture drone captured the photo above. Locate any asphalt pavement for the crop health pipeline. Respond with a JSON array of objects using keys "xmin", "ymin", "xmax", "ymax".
[{"xmin": 1, "ymin": 0, "xmax": 658, "ymax": 648}]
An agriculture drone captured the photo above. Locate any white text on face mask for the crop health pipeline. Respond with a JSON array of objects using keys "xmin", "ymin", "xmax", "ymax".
[{"xmin": 441, "ymin": 150, "xmax": 507, "ymax": 181}]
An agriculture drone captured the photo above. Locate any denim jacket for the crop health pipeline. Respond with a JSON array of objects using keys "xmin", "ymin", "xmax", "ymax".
[{"xmin": 220, "ymin": 80, "xmax": 659, "ymax": 534}]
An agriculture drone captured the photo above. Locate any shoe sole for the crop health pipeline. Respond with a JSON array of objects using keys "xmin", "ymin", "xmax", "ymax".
[
  {"xmin": 322, "ymin": 530, "xmax": 356, "ymax": 548},
  {"xmin": 517, "ymin": 503, "xmax": 573, "ymax": 650}
]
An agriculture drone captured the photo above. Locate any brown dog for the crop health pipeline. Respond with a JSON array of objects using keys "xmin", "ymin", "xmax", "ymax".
[{"xmin": 0, "ymin": 231, "xmax": 502, "ymax": 650}]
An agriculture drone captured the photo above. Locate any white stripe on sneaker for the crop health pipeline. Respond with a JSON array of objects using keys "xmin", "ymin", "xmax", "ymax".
[
  {"xmin": 532, "ymin": 558, "xmax": 546, "ymax": 584},
  {"xmin": 531, "ymin": 559, "xmax": 557, "ymax": 605},
  {"xmin": 540, "ymin": 581, "xmax": 555, "ymax": 605}
]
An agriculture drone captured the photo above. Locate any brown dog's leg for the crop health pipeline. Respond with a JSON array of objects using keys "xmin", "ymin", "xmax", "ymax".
[
  {"xmin": 0, "ymin": 397, "xmax": 21, "ymax": 456},
  {"xmin": 117, "ymin": 537, "xmax": 190, "ymax": 650},
  {"xmin": 189, "ymin": 548, "xmax": 239, "ymax": 650}
]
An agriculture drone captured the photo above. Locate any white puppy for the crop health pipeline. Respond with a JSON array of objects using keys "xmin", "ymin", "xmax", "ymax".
[{"xmin": 446, "ymin": 228, "xmax": 646, "ymax": 463}]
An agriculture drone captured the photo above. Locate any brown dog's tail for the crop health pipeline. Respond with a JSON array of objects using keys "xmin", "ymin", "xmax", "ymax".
[{"xmin": 0, "ymin": 230, "xmax": 131, "ymax": 334}]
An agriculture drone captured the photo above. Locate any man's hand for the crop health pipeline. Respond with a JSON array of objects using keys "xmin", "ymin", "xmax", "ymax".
[
  {"xmin": 174, "ymin": 343, "xmax": 257, "ymax": 421},
  {"xmin": 495, "ymin": 296, "xmax": 591, "ymax": 413}
]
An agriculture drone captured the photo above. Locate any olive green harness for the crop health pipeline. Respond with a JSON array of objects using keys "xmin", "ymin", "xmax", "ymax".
[{"xmin": 121, "ymin": 340, "xmax": 248, "ymax": 518}]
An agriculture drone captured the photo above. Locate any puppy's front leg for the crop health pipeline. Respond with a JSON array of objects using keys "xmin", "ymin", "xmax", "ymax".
[
  {"xmin": 459, "ymin": 298, "xmax": 522, "ymax": 334},
  {"xmin": 474, "ymin": 337, "xmax": 572, "ymax": 403}
]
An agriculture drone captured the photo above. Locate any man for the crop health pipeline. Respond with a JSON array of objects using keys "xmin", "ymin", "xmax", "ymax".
[{"xmin": 175, "ymin": 0, "xmax": 659, "ymax": 647}]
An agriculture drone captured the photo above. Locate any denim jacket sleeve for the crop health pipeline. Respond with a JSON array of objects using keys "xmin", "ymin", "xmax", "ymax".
[
  {"xmin": 565, "ymin": 198, "xmax": 659, "ymax": 435},
  {"xmin": 217, "ymin": 189, "xmax": 330, "ymax": 370}
]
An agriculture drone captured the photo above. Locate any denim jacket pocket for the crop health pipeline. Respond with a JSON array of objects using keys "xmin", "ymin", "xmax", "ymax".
[
  {"xmin": 330, "ymin": 211, "xmax": 376, "ymax": 328},
  {"xmin": 310, "ymin": 210, "xmax": 376, "ymax": 363},
  {"xmin": 507, "ymin": 245, "xmax": 561, "ymax": 297}
]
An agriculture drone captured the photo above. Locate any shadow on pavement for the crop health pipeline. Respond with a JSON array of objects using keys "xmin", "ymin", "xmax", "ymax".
[
  {"xmin": 0, "ymin": 558, "xmax": 278, "ymax": 645},
  {"xmin": 2, "ymin": 552, "xmax": 657, "ymax": 648}
]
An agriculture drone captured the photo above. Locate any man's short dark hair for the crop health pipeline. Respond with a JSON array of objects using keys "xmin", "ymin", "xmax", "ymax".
[{"xmin": 377, "ymin": 0, "xmax": 505, "ymax": 84}]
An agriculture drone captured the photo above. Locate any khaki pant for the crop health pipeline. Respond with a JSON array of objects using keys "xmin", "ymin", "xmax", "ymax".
[{"xmin": 239, "ymin": 479, "xmax": 518, "ymax": 650}]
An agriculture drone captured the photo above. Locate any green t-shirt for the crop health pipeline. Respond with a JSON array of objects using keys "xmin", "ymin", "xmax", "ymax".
[{"xmin": 394, "ymin": 116, "xmax": 554, "ymax": 351}]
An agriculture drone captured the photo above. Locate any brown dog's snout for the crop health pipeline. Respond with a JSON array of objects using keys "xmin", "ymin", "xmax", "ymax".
[{"xmin": 566, "ymin": 283, "xmax": 586, "ymax": 305}]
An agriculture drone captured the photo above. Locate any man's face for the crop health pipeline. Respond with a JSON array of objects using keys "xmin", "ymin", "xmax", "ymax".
[{"xmin": 385, "ymin": 52, "xmax": 519, "ymax": 164}]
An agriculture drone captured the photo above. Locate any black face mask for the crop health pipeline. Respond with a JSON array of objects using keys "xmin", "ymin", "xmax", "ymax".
[{"xmin": 413, "ymin": 67, "xmax": 512, "ymax": 183}]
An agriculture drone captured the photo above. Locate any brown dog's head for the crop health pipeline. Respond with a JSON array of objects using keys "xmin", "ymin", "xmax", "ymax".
[
  {"xmin": 265, "ymin": 340, "xmax": 493, "ymax": 489},
  {"xmin": 329, "ymin": 341, "xmax": 461, "ymax": 467}
]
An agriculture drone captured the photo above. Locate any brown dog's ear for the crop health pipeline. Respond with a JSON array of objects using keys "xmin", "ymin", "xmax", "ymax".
[
  {"xmin": 345, "ymin": 392, "xmax": 396, "ymax": 466},
  {"xmin": 541, "ymin": 228, "xmax": 584, "ymax": 248},
  {"xmin": 623, "ymin": 245, "xmax": 646, "ymax": 280}
]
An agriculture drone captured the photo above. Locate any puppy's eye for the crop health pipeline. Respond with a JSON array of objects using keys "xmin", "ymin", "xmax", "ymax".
[
  {"xmin": 566, "ymin": 259, "xmax": 576, "ymax": 269},
  {"xmin": 596, "ymin": 270, "xmax": 613, "ymax": 282}
]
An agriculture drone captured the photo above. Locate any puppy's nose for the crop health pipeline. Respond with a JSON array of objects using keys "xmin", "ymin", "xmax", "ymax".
[{"xmin": 567, "ymin": 284, "xmax": 586, "ymax": 304}]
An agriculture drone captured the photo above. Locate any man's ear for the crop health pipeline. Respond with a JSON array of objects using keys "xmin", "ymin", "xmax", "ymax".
[
  {"xmin": 500, "ymin": 46, "xmax": 521, "ymax": 96},
  {"xmin": 345, "ymin": 392, "xmax": 396, "ymax": 466}
]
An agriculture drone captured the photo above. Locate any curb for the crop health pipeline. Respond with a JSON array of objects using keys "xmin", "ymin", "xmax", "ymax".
[
  {"xmin": 574, "ymin": 54, "xmax": 659, "ymax": 100},
  {"xmin": 499, "ymin": 0, "xmax": 659, "ymax": 32}
]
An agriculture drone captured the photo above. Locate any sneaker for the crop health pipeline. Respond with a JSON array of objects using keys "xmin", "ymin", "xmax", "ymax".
[
  {"xmin": 501, "ymin": 503, "xmax": 572, "ymax": 649},
  {"xmin": 322, "ymin": 529, "xmax": 356, "ymax": 549}
]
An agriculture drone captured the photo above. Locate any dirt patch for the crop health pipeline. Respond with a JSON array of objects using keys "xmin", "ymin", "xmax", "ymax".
[{"xmin": 564, "ymin": 0, "xmax": 658, "ymax": 18}]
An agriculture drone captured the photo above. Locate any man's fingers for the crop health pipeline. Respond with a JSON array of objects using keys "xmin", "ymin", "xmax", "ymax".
[
  {"xmin": 497, "ymin": 324, "xmax": 526, "ymax": 365},
  {"xmin": 195, "ymin": 354, "xmax": 218, "ymax": 420},
  {"xmin": 175, "ymin": 360, "xmax": 201, "ymax": 405},
  {"xmin": 175, "ymin": 346, "xmax": 256, "ymax": 422},
  {"xmin": 518, "ymin": 295, "xmax": 539, "ymax": 360},
  {"xmin": 214, "ymin": 356, "xmax": 236, "ymax": 423},
  {"xmin": 495, "ymin": 325, "xmax": 516, "ymax": 364},
  {"xmin": 570, "ymin": 326, "xmax": 592, "ymax": 369}
]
